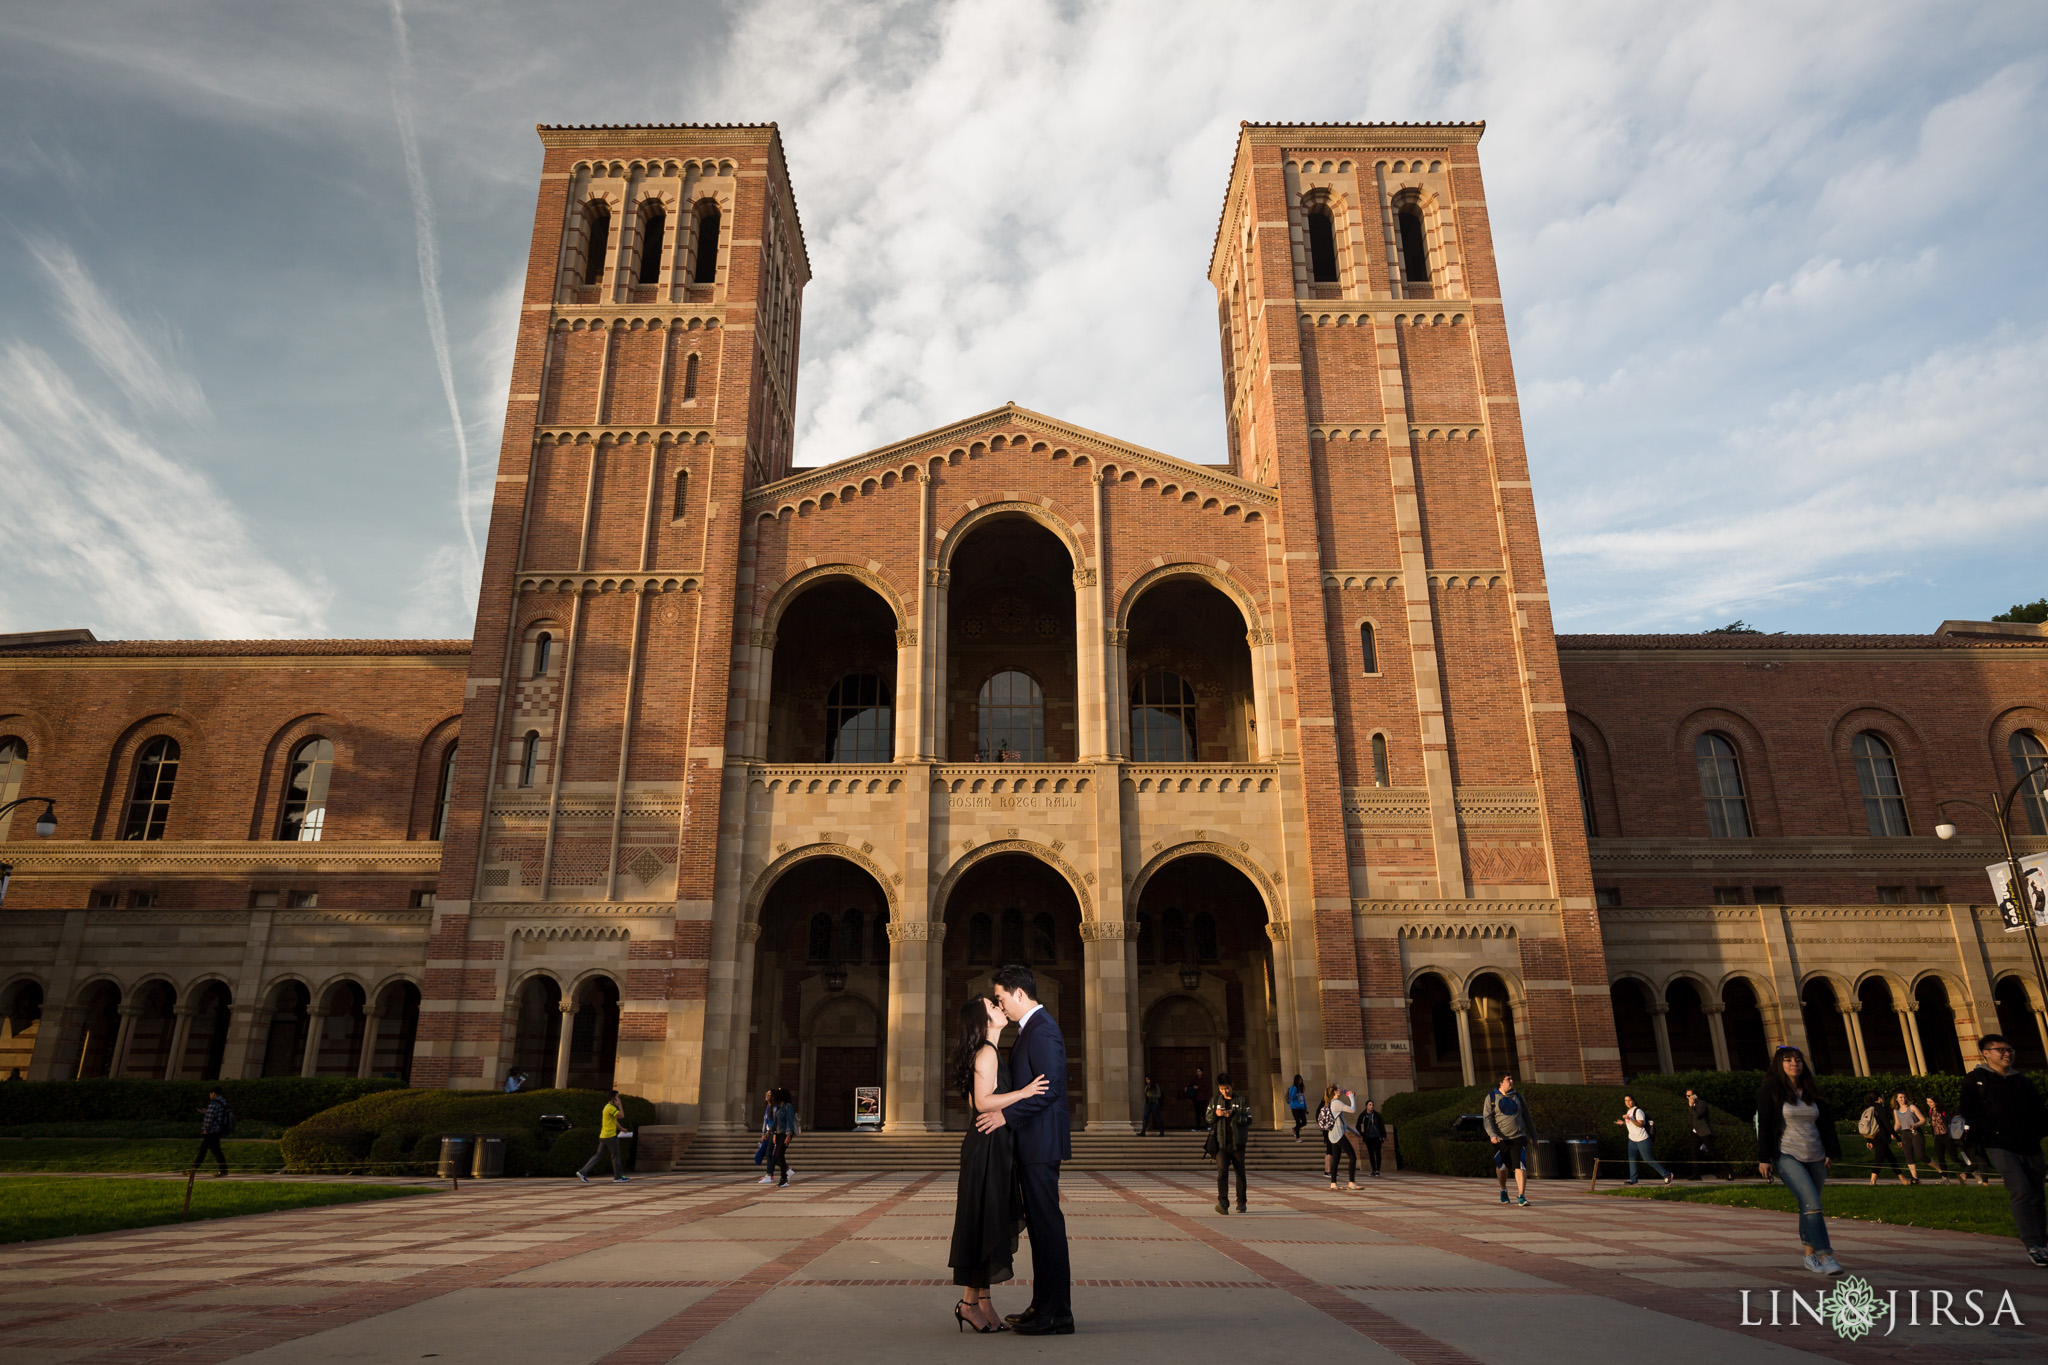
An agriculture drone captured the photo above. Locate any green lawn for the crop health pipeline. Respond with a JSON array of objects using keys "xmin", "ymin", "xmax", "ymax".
[
  {"xmin": 0, "ymin": 1177, "xmax": 430, "ymax": 1244},
  {"xmin": 1607, "ymin": 1180, "xmax": 2022, "ymax": 1239},
  {"xmin": 0, "ymin": 1139, "xmax": 285, "ymax": 1173}
]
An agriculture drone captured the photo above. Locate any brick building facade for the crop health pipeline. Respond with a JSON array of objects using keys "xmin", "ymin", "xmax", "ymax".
[{"xmin": 3, "ymin": 122, "xmax": 2045, "ymax": 1125}]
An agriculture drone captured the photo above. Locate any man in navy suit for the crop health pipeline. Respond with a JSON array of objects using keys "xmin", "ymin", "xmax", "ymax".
[{"xmin": 978, "ymin": 963, "xmax": 1073, "ymax": 1334}]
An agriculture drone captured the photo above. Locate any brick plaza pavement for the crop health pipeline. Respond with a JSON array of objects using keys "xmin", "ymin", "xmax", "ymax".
[{"xmin": 2, "ymin": 1169, "xmax": 2044, "ymax": 1363}]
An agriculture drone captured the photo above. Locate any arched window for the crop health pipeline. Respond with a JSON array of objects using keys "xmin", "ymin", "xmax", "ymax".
[
  {"xmin": 1000, "ymin": 908, "xmax": 1025, "ymax": 963},
  {"xmin": 1371, "ymin": 733, "xmax": 1390, "ymax": 787},
  {"xmin": 431, "ymin": 743, "xmax": 457, "ymax": 841},
  {"xmin": 825, "ymin": 673, "xmax": 893, "ymax": 762},
  {"xmin": 278, "ymin": 738, "xmax": 334, "ymax": 842},
  {"xmin": 1852, "ymin": 731, "xmax": 1910, "ymax": 837},
  {"xmin": 841, "ymin": 907, "xmax": 865, "ymax": 964},
  {"xmin": 121, "ymin": 737, "xmax": 180, "ymax": 841},
  {"xmin": 1192, "ymin": 910, "xmax": 1219, "ymax": 963},
  {"xmin": 1130, "ymin": 670, "xmax": 1196, "ymax": 761},
  {"xmin": 1572, "ymin": 736, "xmax": 1598, "ymax": 837},
  {"xmin": 1396, "ymin": 206, "xmax": 1430, "ymax": 283},
  {"xmin": 691, "ymin": 202, "xmax": 721, "ymax": 284},
  {"xmin": 671, "ymin": 469, "xmax": 688, "ymax": 520},
  {"xmin": 581, "ymin": 201, "xmax": 611, "ymax": 286},
  {"xmin": 533, "ymin": 632, "xmax": 553, "ymax": 677},
  {"xmin": 1136, "ymin": 912, "xmax": 1155, "ymax": 963},
  {"xmin": 1162, "ymin": 907, "xmax": 1186, "ymax": 963},
  {"xmin": 1306, "ymin": 206, "xmax": 1338, "ymax": 283},
  {"xmin": 1694, "ymin": 732, "xmax": 1752, "ymax": 838},
  {"xmin": 806, "ymin": 912, "xmax": 833, "ymax": 962},
  {"xmin": 967, "ymin": 912, "xmax": 993, "ymax": 963},
  {"xmin": 636, "ymin": 202, "xmax": 665, "ymax": 285},
  {"xmin": 682, "ymin": 351, "xmax": 699, "ymax": 400},
  {"xmin": 978, "ymin": 670, "xmax": 1044, "ymax": 761},
  {"xmin": 1031, "ymin": 911, "xmax": 1056, "ymax": 962},
  {"xmin": 1359, "ymin": 620, "xmax": 1378, "ymax": 673},
  {"xmin": 2011, "ymin": 731, "xmax": 2048, "ymax": 836},
  {"xmin": 0, "ymin": 736, "xmax": 26, "ymax": 838},
  {"xmin": 519, "ymin": 731, "xmax": 540, "ymax": 788}
]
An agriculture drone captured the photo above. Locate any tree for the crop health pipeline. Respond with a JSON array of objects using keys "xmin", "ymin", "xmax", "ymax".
[
  {"xmin": 1993, "ymin": 598, "xmax": 2048, "ymax": 624},
  {"xmin": 1704, "ymin": 620, "xmax": 1764, "ymax": 635}
]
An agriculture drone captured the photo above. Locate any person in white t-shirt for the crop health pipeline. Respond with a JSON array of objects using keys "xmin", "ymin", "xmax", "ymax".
[{"xmin": 1614, "ymin": 1093, "xmax": 1672, "ymax": 1185}]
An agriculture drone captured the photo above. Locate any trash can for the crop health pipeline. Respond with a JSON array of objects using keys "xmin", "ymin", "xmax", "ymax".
[
  {"xmin": 1532, "ymin": 1136, "xmax": 1559, "ymax": 1179},
  {"xmin": 539, "ymin": 1114, "xmax": 572, "ymax": 1136},
  {"xmin": 1565, "ymin": 1137, "xmax": 1599, "ymax": 1181},
  {"xmin": 618, "ymin": 1131, "xmax": 638, "ymax": 1173},
  {"xmin": 436, "ymin": 1134, "xmax": 474, "ymax": 1178},
  {"xmin": 471, "ymin": 1135, "xmax": 506, "ymax": 1179},
  {"xmin": 1451, "ymin": 1113, "xmax": 1485, "ymax": 1142}
]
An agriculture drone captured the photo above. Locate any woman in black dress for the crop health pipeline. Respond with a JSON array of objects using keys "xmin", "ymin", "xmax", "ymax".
[{"xmin": 947, "ymin": 994, "xmax": 1047, "ymax": 1333}]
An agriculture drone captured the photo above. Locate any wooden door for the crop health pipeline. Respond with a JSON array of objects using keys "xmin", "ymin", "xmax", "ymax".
[
  {"xmin": 1148, "ymin": 1046, "xmax": 1212, "ymax": 1130},
  {"xmin": 812, "ymin": 1046, "xmax": 878, "ymax": 1131}
]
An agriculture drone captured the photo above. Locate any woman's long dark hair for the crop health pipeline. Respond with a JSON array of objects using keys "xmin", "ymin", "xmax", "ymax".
[
  {"xmin": 1768, "ymin": 1044, "xmax": 1821, "ymax": 1104},
  {"xmin": 952, "ymin": 995, "xmax": 995, "ymax": 1096}
]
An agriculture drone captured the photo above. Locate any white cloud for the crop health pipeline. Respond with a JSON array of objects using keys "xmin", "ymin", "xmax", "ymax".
[{"xmin": 25, "ymin": 239, "xmax": 208, "ymax": 422}]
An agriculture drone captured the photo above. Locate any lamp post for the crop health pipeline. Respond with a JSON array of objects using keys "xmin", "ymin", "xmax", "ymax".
[
  {"xmin": 0, "ymin": 797, "xmax": 58, "ymax": 908},
  {"xmin": 1934, "ymin": 759, "xmax": 2048, "ymax": 1021}
]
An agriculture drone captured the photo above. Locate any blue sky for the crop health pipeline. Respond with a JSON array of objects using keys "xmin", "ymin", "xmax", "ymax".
[{"xmin": 0, "ymin": 0, "xmax": 2043, "ymax": 640}]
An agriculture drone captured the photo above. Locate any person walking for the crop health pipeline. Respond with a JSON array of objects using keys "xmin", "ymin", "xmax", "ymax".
[
  {"xmin": 1924, "ymin": 1094, "xmax": 1977, "ymax": 1184},
  {"xmin": 1210, "ymin": 1072, "xmax": 1253, "ymax": 1214},
  {"xmin": 575, "ymin": 1089, "xmax": 634, "ymax": 1184},
  {"xmin": 1859, "ymin": 1090, "xmax": 1911, "ymax": 1186},
  {"xmin": 1756, "ymin": 1043, "xmax": 1844, "ymax": 1276},
  {"xmin": 1141, "ymin": 1075, "xmax": 1164, "ymax": 1136},
  {"xmin": 764, "ymin": 1087, "xmax": 798, "ymax": 1187},
  {"xmin": 1960, "ymin": 1033, "xmax": 2048, "ymax": 1268},
  {"xmin": 1615, "ymin": 1094, "xmax": 1672, "ymax": 1185},
  {"xmin": 1320, "ymin": 1085, "xmax": 1360, "ymax": 1190},
  {"xmin": 1357, "ymin": 1099, "xmax": 1387, "ymax": 1177},
  {"xmin": 756, "ymin": 1087, "xmax": 778, "ymax": 1184},
  {"xmin": 1482, "ymin": 1073, "xmax": 1535, "ymax": 1206},
  {"xmin": 1287, "ymin": 1074, "xmax": 1309, "ymax": 1141},
  {"xmin": 1182, "ymin": 1069, "xmax": 1207, "ymax": 1131},
  {"xmin": 983, "ymin": 965, "xmax": 1075, "ymax": 1335},
  {"xmin": 947, "ymin": 994, "xmax": 1047, "ymax": 1332},
  {"xmin": 1892, "ymin": 1091, "xmax": 1928, "ymax": 1184},
  {"xmin": 1684, "ymin": 1087, "xmax": 1720, "ymax": 1179},
  {"xmin": 191, "ymin": 1085, "xmax": 232, "ymax": 1179}
]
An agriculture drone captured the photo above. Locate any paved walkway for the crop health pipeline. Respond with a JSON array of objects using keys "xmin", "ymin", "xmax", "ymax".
[{"xmin": 2, "ymin": 1170, "xmax": 2043, "ymax": 1363}]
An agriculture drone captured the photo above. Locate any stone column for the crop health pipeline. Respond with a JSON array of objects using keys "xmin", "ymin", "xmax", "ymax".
[
  {"xmin": 2034, "ymin": 1005, "xmax": 2048, "ymax": 1067},
  {"xmin": 221, "ymin": 1005, "xmax": 269, "ymax": 1080},
  {"xmin": 1649, "ymin": 1001, "xmax": 1674, "ymax": 1075},
  {"xmin": 107, "ymin": 1004, "xmax": 142, "ymax": 1079},
  {"xmin": 1266, "ymin": 920, "xmax": 1303, "ymax": 1104},
  {"xmin": 553, "ymin": 999, "xmax": 577, "ymax": 1089},
  {"xmin": 299, "ymin": 1007, "xmax": 328, "ymax": 1078},
  {"xmin": 1703, "ymin": 1003, "xmax": 1730, "ymax": 1072},
  {"xmin": 1841, "ymin": 1001, "xmax": 1869, "ymax": 1077},
  {"xmin": 722, "ymin": 922, "xmax": 762, "ymax": 1129},
  {"xmin": 1897, "ymin": 1001, "xmax": 1926, "ymax": 1075},
  {"xmin": 1451, "ymin": 997, "xmax": 1476, "ymax": 1087},
  {"xmin": 1079, "ymin": 919, "xmax": 1134, "ymax": 1131},
  {"xmin": 357, "ymin": 1001, "xmax": 384, "ymax": 1079},
  {"xmin": 1104, "ymin": 629, "xmax": 1130, "ymax": 760},
  {"xmin": 884, "ymin": 920, "xmax": 940, "ymax": 1132},
  {"xmin": 164, "ymin": 1006, "xmax": 198, "ymax": 1082}
]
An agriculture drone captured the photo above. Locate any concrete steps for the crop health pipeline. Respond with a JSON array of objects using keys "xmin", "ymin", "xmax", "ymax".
[{"xmin": 670, "ymin": 1129, "xmax": 1306, "ymax": 1172}]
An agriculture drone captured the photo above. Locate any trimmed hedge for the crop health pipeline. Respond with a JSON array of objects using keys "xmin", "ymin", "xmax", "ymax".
[
  {"xmin": 280, "ymin": 1088, "xmax": 656, "ymax": 1176},
  {"xmin": 1385, "ymin": 1081, "xmax": 1756, "ymax": 1178},
  {"xmin": 1664, "ymin": 1069, "xmax": 2048, "ymax": 1124},
  {"xmin": 0, "ymin": 1078, "xmax": 403, "ymax": 1128}
]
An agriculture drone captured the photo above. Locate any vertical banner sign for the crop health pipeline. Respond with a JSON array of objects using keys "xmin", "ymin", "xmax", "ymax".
[
  {"xmin": 854, "ymin": 1086, "xmax": 882, "ymax": 1128},
  {"xmin": 1983, "ymin": 852, "xmax": 2048, "ymax": 932}
]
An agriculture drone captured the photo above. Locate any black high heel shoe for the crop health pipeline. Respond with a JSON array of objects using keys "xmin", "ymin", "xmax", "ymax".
[{"xmin": 956, "ymin": 1300, "xmax": 995, "ymax": 1333}]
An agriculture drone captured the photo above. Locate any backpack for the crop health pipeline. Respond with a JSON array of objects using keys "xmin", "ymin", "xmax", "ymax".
[
  {"xmin": 1948, "ymin": 1114, "xmax": 1966, "ymax": 1141},
  {"xmin": 1856, "ymin": 1106, "xmax": 1880, "ymax": 1138},
  {"xmin": 1317, "ymin": 1105, "xmax": 1336, "ymax": 1132},
  {"xmin": 217, "ymin": 1100, "xmax": 236, "ymax": 1137}
]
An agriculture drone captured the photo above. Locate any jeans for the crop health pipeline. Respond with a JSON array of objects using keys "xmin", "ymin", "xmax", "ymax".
[
  {"xmin": 1291, "ymin": 1107, "xmax": 1309, "ymax": 1138},
  {"xmin": 1985, "ymin": 1147, "xmax": 2048, "ymax": 1249},
  {"xmin": 1364, "ymin": 1138, "xmax": 1384, "ymax": 1174},
  {"xmin": 1626, "ymin": 1138, "xmax": 1669, "ymax": 1182},
  {"xmin": 1216, "ymin": 1148, "xmax": 1246, "ymax": 1207},
  {"xmin": 193, "ymin": 1134, "xmax": 227, "ymax": 1175},
  {"xmin": 1775, "ymin": 1155, "xmax": 1832, "ymax": 1252},
  {"xmin": 1141, "ymin": 1101, "xmax": 1163, "ymax": 1135},
  {"xmin": 767, "ymin": 1133, "xmax": 791, "ymax": 1183},
  {"xmin": 579, "ymin": 1136, "xmax": 624, "ymax": 1179}
]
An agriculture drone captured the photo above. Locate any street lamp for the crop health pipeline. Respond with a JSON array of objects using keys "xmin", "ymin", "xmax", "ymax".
[
  {"xmin": 0, "ymin": 798, "xmax": 58, "ymax": 908},
  {"xmin": 1934, "ymin": 759, "xmax": 2048, "ymax": 1024}
]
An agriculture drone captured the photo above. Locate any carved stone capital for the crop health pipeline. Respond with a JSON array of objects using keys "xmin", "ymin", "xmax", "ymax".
[
  {"xmin": 886, "ymin": 920, "xmax": 946, "ymax": 942},
  {"xmin": 1072, "ymin": 568, "xmax": 1098, "ymax": 588},
  {"xmin": 1702, "ymin": 1003, "xmax": 1726, "ymax": 1016},
  {"xmin": 1077, "ymin": 919, "xmax": 1126, "ymax": 941},
  {"xmin": 1451, "ymin": 997, "xmax": 1473, "ymax": 1013},
  {"xmin": 1264, "ymin": 920, "xmax": 1292, "ymax": 943},
  {"xmin": 1104, "ymin": 628, "xmax": 1129, "ymax": 647},
  {"xmin": 894, "ymin": 628, "xmax": 918, "ymax": 648},
  {"xmin": 737, "ymin": 921, "xmax": 762, "ymax": 944},
  {"xmin": 927, "ymin": 568, "xmax": 950, "ymax": 587},
  {"xmin": 1648, "ymin": 1002, "xmax": 1670, "ymax": 1016}
]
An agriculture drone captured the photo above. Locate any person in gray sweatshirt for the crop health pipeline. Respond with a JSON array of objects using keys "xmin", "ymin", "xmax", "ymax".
[{"xmin": 1482, "ymin": 1074, "xmax": 1537, "ymax": 1207}]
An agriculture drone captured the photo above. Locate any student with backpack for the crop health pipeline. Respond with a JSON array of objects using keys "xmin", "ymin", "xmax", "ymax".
[
  {"xmin": 1615, "ymin": 1093, "xmax": 1672, "ymax": 1185},
  {"xmin": 1287, "ymin": 1074, "xmax": 1309, "ymax": 1141},
  {"xmin": 1319, "ymin": 1084, "xmax": 1358, "ymax": 1190},
  {"xmin": 192, "ymin": 1085, "xmax": 233, "ymax": 1178},
  {"xmin": 1924, "ymin": 1095, "xmax": 1982, "ymax": 1184},
  {"xmin": 1858, "ymin": 1091, "xmax": 1912, "ymax": 1186}
]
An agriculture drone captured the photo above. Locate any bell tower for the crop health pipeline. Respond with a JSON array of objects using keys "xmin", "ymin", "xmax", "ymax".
[
  {"xmin": 1211, "ymin": 122, "xmax": 1619, "ymax": 1087},
  {"xmin": 418, "ymin": 124, "xmax": 809, "ymax": 1104}
]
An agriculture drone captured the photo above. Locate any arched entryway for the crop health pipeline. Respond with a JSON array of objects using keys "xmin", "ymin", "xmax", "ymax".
[
  {"xmin": 176, "ymin": 981, "xmax": 233, "ymax": 1081},
  {"xmin": 118, "ymin": 980, "xmax": 177, "ymax": 1078},
  {"xmin": 1122, "ymin": 577, "xmax": 1257, "ymax": 761},
  {"xmin": 766, "ymin": 577, "xmax": 899, "ymax": 762},
  {"xmin": 1994, "ymin": 976, "xmax": 2048, "ymax": 1068},
  {"xmin": 1, "ymin": 980, "xmax": 42, "ymax": 1079},
  {"xmin": 1408, "ymin": 972, "xmax": 1463, "ymax": 1090},
  {"xmin": 309, "ymin": 981, "xmax": 369, "ymax": 1077},
  {"xmin": 944, "ymin": 516, "xmax": 1076, "ymax": 760},
  {"xmin": 748, "ymin": 855, "xmax": 891, "ymax": 1128},
  {"xmin": 67, "ymin": 980, "xmax": 122, "ymax": 1080},
  {"xmin": 1133, "ymin": 854, "xmax": 1278, "ymax": 1121},
  {"xmin": 260, "ymin": 982, "xmax": 311, "ymax": 1077},
  {"xmin": 1467, "ymin": 973, "xmax": 1522, "ymax": 1083},
  {"xmin": 1800, "ymin": 979, "xmax": 1853, "ymax": 1078},
  {"xmin": 1721, "ymin": 977, "xmax": 1771, "ymax": 1071},
  {"xmin": 1609, "ymin": 979, "xmax": 1660, "ymax": 1078},
  {"xmin": 565, "ymin": 976, "xmax": 621, "ymax": 1090},
  {"xmin": 512, "ymin": 975, "xmax": 564, "ymax": 1084},
  {"xmin": 940, "ymin": 852, "xmax": 1083, "ymax": 1131},
  {"xmin": 1664, "ymin": 979, "xmax": 1716, "ymax": 1072},
  {"xmin": 1913, "ymin": 977, "xmax": 1964, "ymax": 1074},
  {"xmin": 366, "ymin": 981, "xmax": 420, "ymax": 1082},
  {"xmin": 1856, "ymin": 977, "xmax": 1912, "ymax": 1074}
]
